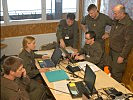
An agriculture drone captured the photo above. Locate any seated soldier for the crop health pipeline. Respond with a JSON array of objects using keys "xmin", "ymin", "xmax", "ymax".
[
  {"xmin": 72, "ymin": 31, "xmax": 104, "ymax": 69},
  {"xmin": 1, "ymin": 56, "xmax": 50, "ymax": 100},
  {"xmin": 19, "ymin": 36, "xmax": 49, "ymax": 82}
]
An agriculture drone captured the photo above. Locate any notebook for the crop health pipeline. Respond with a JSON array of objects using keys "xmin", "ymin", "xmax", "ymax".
[
  {"xmin": 38, "ymin": 47, "xmax": 62, "ymax": 68},
  {"xmin": 67, "ymin": 64, "xmax": 96, "ymax": 98},
  {"xmin": 45, "ymin": 70, "xmax": 69, "ymax": 82}
]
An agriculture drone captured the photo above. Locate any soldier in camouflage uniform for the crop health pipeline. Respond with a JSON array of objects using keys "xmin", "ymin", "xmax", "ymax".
[
  {"xmin": 72, "ymin": 31, "xmax": 104, "ymax": 69},
  {"xmin": 56, "ymin": 13, "xmax": 79, "ymax": 50},
  {"xmin": 108, "ymin": 4, "xmax": 133, "ymax": 82},
  {"xmin": 1, "ymin": 56, "xmax": 47, "ymax": 100},
  {"xmin": 19, "ymin": 36, "xmax": 49, "ymax": 82},
  {"xmin": 81, "ymin": 4, "xmax": 112, "ymax": 48}
]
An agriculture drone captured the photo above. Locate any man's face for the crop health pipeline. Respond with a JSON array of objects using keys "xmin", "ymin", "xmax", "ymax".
[
  {"xmin": 113, "ymin": 8, "xmax": 123, "ymax": 20},
  {"xmin": 85, "ymin": 34, "xmax": 93, "ymax": 45},
  {"xmin": 88, "ymin": 9, "xmax": 97, "ymax": 19},
  {"xmin": 27, "ymin": 40, "xmax": 36, "ymax": 50},
  {"xmin": 66, "ymin": 18, "xmax": 74, "ymax": 26},
  {"xmin": 14, "ymin": 65, "xmax": 24, "ymax": 78}
]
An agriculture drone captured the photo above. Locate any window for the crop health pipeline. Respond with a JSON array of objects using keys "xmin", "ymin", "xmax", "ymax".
[
  {"xmin": 0, "ymin": 0, "xmax": 4, "ymax": 23},
  {"xmin": 100, "ymin": 0, "xmax": 109, "ymax": 15},
  {"xmin": 63, "ymin": 0, "xmax": 76, "ymax": 13},
  {"xmin": 46, "ymin": 0, "xmax": 77, "ymax": 20},
  {"xmin": 7, "ymin": 0, "xmax": 42, "ymax": 21},
  {"xmin": 100, "ymin": 0, "xmax": 133, "ymax": 19},
  {"xmin": 81, "ymin": 0, "xmax": 97, "ymax": 47},
  {"xmin": 1, "ymin": 0, "xmax": 79, "ymax": 25},
  {"xmin": 46, "ymin": 0, "xmax": 55, "ymax": 20}
]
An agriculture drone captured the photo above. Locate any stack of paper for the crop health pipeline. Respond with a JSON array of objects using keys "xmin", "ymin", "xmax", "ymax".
[
  {"xmin": 78, "ymin": 61, "xmax": 101, "ymax": 72},
  {"xmin": 54, "ymin": 81, "xmax": 69, "ymax": 94}
]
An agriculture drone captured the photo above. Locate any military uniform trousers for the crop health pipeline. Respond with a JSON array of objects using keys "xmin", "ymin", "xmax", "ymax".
[{"xmin": 110, "ymin": 49, "xmax": 127, "ymax": 82}]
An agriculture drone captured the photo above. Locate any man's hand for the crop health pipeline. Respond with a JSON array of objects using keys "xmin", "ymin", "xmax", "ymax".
[
  {"xmin": 75, "ymin": 55, "xmax": 85, "ymax": 60},
  {"xmin": 102, "ymin": 33, "xmax": 109, "ymax": 40},
  {"xmin": 72, "ymin": 48, "xmax": 78, "ymax": 53},
  {"xmin": 22, "ymin": 68, "xmax": 27, "ymax": 77},
  {"xmin": 60, "ymin": 39, "xmax": 66, "ymax": 48},
  {"xmin": 117, "ymin": 56, "xmax": 124, "ymax": 64}
]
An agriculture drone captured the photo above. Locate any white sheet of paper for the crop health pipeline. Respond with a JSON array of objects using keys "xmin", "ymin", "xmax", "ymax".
[
  {"xmin": 78, "ymin": 61, "xmax": 101, "ymax": 72},
  {"xmin": 53, "ymin": 81, "xmax": 70, "ymax": 94},
  {"xmin": 34, "ymin": 51, "xmax": 48, "ymax": 55},
  {"xmin": 34, "ymin": 50, "xmax": 54, "ymax": 56}
]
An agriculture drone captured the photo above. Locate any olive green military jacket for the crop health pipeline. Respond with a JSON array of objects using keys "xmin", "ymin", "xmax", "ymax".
[
  {"xmin": 56, "ymin": 19, "xmax": 79, "ymax": 49},
  {"xmin": 1, "ymin": 76, "xmax": 47, "ymax": 100},
  {"xmin": 110, "ymin": 14, "xmax": 133, "ymax": 58},
  {"xmin": 79, "ymin": 41, "xmax": 104, "ymax": 67},
  {"xmin": 19, "ymin": 49, "xmax": 42, "ymax": 78},
  {"xmin": 81, "ymin": 13, "xmax": 112, "ymax": 41},
  {"xmin": 1, "ymin": 76, "xmax": 30, "ymax": 100}
]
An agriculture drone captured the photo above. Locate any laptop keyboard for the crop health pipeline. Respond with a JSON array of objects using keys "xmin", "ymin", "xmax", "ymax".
[
  {"xmin": 44, "ymin": 59, "xmax": 55, "ymax": 67},
  {"xmin": 75, "ymin": 81, "xmax": 90, "ymax": 96}
]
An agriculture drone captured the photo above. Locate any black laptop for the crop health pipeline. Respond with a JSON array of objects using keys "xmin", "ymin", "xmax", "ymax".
[
  {"xmin": 60, "ymin": 47, "xmax": 81, "ymax": 63},
  {"xmin": 67, "ymin": 64, "xmax": 97, "ymax": 98},
  {"xmin": 38, "ymin": 47, "xmax": 62, "ymax": 68}
]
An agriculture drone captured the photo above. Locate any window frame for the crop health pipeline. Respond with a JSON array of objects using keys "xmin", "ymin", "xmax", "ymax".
[{"xmin": 1, "ymin": 0, "xmax": 79, "ymax": 26}]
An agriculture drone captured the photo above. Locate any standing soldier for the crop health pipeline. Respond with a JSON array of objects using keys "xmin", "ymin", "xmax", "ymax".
[
  {"xmin": 81, "ymin": 4, "xmax": 112, "ymax": 48},
  {"xmin": 109, "ymin": 4, "xmax": 133, "ymax": 82},
  {"xmin": 56, "ymin": 13, "xmax": 79, "ymax": 51}
]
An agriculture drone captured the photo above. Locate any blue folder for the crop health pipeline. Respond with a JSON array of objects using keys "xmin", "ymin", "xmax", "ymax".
[{"xmin": 45, "ymin": 70, "xmax": 69, "ymax": 82}]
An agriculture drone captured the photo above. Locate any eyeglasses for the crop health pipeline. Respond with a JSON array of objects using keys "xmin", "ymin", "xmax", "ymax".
[{"xmin": 85, "ymin": 38, "xmax": 92, "ymax": 40}]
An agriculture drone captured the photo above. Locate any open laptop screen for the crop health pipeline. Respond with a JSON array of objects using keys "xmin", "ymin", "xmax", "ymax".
[
  {"xmin": 84, "ymin": 64, "xmax": 96, "ymax": 95},
  {"xmin": 51, "ymin": 47, "xmax": 62, "ymax": 66}
]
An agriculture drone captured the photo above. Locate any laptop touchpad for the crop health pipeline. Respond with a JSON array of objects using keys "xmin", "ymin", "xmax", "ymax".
[{"xmin": 44, "ymin": 59, "xmax": 55, "ymax": 67}]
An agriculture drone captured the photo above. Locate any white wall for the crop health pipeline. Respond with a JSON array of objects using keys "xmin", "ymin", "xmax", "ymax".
[{"xmin": 1, "ymin": 33, "xmax": 57, "ymax": 56}]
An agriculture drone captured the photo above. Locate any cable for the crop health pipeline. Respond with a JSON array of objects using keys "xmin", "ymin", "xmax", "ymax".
[
  {"xmin": 60, "ymin": 54, "xmax": 84, "ymax": 72},
  {"xmin": 98, "ymin": 90, "xmax": 112, "ymax": 99},
  {"xmin": 120, "ymin": 83, "xmax": 129, "ymax": 94},
  {"xmin": 120, "ymin": 83, "xmax": 133, "ymax": 99},
  {"xmin": 58, "ymin": 63, "xmax": 66, "ymax": 69},
  {"xmin": 64, "ymin": 58, "xmax": 85, "ymax": 77},
  {"xmin": 96, "ymin": 88, "xmax": 114, "ymax": 99},
  {"xmin": 44, "ymin": 85, "xmax": 70, "ymax": 95},
  {"xmin": 59, "ymin": 63, "xmax": 84, "ymax": 79}
]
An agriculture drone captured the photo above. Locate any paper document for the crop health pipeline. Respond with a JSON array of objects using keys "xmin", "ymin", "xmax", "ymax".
[
  {"xmin": 35, "ymin": 50, "xmax": 54, "ymax": 56},
  {"xmin": 54, "ymin": 81, "xmax": 69, "ymax": 94},
  {"xmin": 78, "ymin": 61, "xmax": 101, "ymax": 72}
]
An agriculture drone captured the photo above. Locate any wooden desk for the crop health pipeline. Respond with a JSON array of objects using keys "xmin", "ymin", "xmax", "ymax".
[{"xmin": 35, "ymin": 48, "xmax": 133, "ymax": 100}]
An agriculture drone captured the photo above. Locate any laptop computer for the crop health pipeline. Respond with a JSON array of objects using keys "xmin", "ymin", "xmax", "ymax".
[
  {"xmin": 67, "ymin": 64, "xmax": 96, "ymax": 98},
  {"xmin": 60, "ymin": 47, "xmax": 81, "ymax": 63},
  {"xmin": 38, "ymin": 47, "xmax": 62, "ymax": 68}
]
